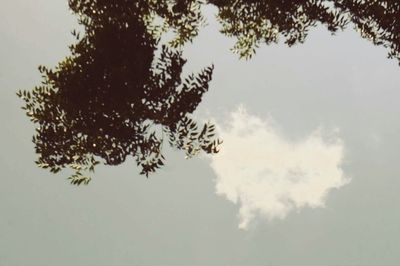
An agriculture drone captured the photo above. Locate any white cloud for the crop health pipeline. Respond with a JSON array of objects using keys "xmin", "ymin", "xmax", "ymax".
[{"xmin": 209, "ymin": 106, "xmax": 349, "ymax": 229}]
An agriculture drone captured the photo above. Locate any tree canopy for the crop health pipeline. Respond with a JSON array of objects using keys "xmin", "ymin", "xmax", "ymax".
[
  {"xmin": 212, "ymin": 0, "xmax": 399, "ymax": 60},
  {"xmin": 18, "ymin": 0, "xmax": 399, "ymax": 185}
]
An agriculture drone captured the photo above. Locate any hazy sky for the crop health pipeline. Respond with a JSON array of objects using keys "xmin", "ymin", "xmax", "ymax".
[{"xmin": 1, "ymin": 1, "xmax": 400, "ymax": 265}]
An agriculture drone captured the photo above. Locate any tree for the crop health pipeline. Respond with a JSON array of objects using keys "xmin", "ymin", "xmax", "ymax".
[
  {"xmin": 18, "ymin": 0, "xmax": 220, "ymax": 185},
  {"xmin": 210, "ymin": 0, "xmax": 400, "ymax": 60},
  {"xmin": 18, "ymin": 0, "xmax": 399, "ymax": 185}
]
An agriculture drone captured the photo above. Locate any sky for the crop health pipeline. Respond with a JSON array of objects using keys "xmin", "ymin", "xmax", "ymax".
[{"xmin": 1, "ymin": 1, "xmax": 400, "ymax": 265}]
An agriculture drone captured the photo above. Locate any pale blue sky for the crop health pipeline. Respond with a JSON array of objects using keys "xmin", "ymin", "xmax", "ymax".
[{"xmin": 1, "ymin": 1, "xmax": 400, "ymax": 265}]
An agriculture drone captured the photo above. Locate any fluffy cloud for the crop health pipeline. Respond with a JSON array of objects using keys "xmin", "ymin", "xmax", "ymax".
[{"xmin": 209, "ymin": 106, "xmax": 349, "ymax": 229}]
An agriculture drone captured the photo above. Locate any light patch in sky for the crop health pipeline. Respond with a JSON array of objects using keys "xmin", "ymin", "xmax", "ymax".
[{"xmin": 209, "ymin": 106, "xmax": 349, "ymax": 229}]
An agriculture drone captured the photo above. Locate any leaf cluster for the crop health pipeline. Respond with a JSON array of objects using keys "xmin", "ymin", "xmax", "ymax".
[
  {"xmin": 333, "ymin": 0, "xmax": 400, "ymax": 62},
  {"xmin": 18, "ymin": 0, "xmax": 220, "ymax": 184}
]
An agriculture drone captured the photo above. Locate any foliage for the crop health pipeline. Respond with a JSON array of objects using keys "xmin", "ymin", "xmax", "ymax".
[
  {"xmin": 18, "ymin": 0, "xmax": 220, "ymax": 184},
  {"xmin": 18, "ymin": 0, "xmax": 399, "ymax": 184},
  {"xmin": 209, "ymin": 0, "xmax": 400, "ymax": 61},
  {"xmin": 334, "ymin": 0, "xmax": 400, "ymax": 62}
]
